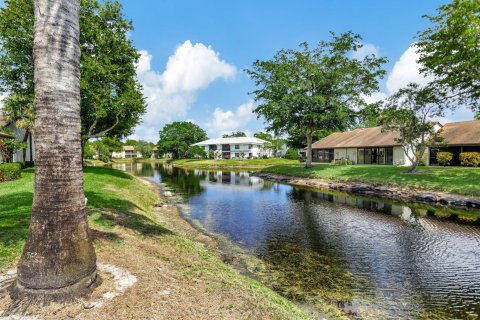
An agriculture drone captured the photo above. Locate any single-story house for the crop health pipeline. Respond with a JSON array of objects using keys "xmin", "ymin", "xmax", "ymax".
[
  {"xmin": 429, "ymin": 120, "xmax": 480, "ymax": 166},
  {"xmin": 312, "ymin": 120, "xmax": 480, "ymax": 166},
  {"xmin": 0, "ymin": 114, "xmax": 34, "ymax": 163},
  {"xmin": 111, "ymin": 146, "xmax": 143, "ymax": 159},
  {"xmin": 192, "ymin": 137, "xmax": 273, "ymax": 159}
]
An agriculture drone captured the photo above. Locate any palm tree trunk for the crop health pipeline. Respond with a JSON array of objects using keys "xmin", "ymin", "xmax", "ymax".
[{"xmin": 16, "ymin": 0, "xmax": 96, "ymax": 293}]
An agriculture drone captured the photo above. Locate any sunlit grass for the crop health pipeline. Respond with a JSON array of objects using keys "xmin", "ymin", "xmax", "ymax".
[{"xmin": 262, "ymin": 164, "xmax": 480, "ymax": 196}]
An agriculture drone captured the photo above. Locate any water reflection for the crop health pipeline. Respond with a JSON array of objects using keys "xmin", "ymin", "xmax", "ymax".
[{"xmin": 116, "ymin": 163, "xmax": 480, "ymax": 319}]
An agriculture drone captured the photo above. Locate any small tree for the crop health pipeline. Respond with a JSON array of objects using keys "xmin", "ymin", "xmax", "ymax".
[
  {"xmin": 158, "ymin": 122, "xmax": 207, "ymax": 159},
  {"xmin": 0, "ymin": 128, "xmax": 24, "ymax": 162},
  {"xmin": 247, "ymin": 32, "xmax": 387, "ymax": 168},
  {"xmin": 437, "ymin": 152, "xmax": 453, "ymax": 166},
  {"xmin": 285, "ymin": 148, "xmax": 299, "ymax": 160},
  {"xmin": 382, "ymin": 83, "xmax": 447, "ymax": 173}
]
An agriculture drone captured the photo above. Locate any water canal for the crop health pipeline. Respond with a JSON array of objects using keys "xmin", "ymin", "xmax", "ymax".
[{"xmin": 114, "ymin": 162, "xmax": 480, "ymax": 319}]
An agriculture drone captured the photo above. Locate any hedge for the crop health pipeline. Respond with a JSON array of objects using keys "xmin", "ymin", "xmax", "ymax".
[
  {"xmin": 0, "ymin": 163, "xmax": 21, "ymax": 182},
  {"xmin": 460, "ymin": 152, "xmax": 480, "ymax": 167}
]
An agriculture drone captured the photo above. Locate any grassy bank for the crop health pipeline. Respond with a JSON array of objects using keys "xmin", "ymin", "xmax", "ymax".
[
  {"xmin": 0, "ymin": 167, "xmax": 311, "ymax": 319},
  {"xmin": 169, "ymin": 158, "xmax": 298, "ymax": 168},
  {"xmin": 85, "ymin": 158, "xmax": 168, "ymax": 166},
  {"xmin": 261, "ymin": 164, "xmax": 480, "ymax": 196}
]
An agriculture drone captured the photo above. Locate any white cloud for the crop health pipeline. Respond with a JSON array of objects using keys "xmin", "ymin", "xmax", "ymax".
[
  {"xmin": 386, "ymin": 44, "xmax": 433, "ymax": 94},
  {"xmin": 363, "ymin": 44, "xmax": 433, "ymax": 104},
  {"xmin": 133, "ymin": 40, "xmax": 236, "ymax": 141},
  {"xmin": 206, "ymin": 100, "xmax": 255, "ymax": 137},
  {"xmin": 352, "ymin": 43, "xmax": 379, "ymax": 60}
]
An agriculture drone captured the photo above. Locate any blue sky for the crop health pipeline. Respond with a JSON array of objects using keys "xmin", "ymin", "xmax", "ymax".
[{"xmin": 2, "ymin": 0, "xmax": 474, "ymax": 141}]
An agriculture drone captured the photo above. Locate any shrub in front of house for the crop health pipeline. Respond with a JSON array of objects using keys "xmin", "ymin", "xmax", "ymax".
[
  {"xmin": 0, "ymin": 163, "xmax": 21, "ymax": 182},
  {"xmin": 460, "ymin": 152, "xmax": 480, "ymax": 167},
  {"xmin": 284, "ymin": 148, "xmax": 299, "ymax": 160},
  {"xmin": 437, "ymin": 152, "xmax": 453, "ymax": 166}
]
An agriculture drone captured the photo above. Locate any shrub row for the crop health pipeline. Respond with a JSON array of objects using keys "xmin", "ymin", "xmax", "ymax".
[
  {"xmin": 436, "ymin": 152, "xmax": 480, "ymax": 167},
  {"xmin": 0, "ymin": 162, "xmax": 21, "ymax": 182}
]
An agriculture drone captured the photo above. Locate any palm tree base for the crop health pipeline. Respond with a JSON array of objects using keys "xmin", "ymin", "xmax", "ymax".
[{"xmin": 14, "ymin": 270, "xmax": 97, "ymax": 296}]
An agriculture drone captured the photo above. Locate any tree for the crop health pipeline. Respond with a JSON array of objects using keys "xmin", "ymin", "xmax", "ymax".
[
  {"xmin": 254, "ymin": 131, "xmax": 286, "ymax": 157},
  {"xmin": 187, "ymin": 145, "xmax": 207, "ymax": 159},
  {"xmin": 158, "ymin": 122, "xmax": 207, "ymax": 159},
  {"xmin": 417, "ymin": 0, "xmax": 480, "ymax": 109},
  {"xmin": 0, "ymin": 0, "xmax": 146, "ymax": 158},
  {"xmin": 135, "ymin": 140, "xmax": 155, "ymax": 158},
  {"xmin": 246, "ymin": 32, "xmax": 387, "ymax": 168},
  {"xmin": 382, "ymin": 83, "xmax": 447, "ymax": 173},
  {"xmin": 0, "ymin": 127, "xmax": 24, "ymax": 162},
  {"xmin": 16, "ymin": 0, "xmax": 96, "ymax": 294},
  {"xmin": 355, "ymin": 102, "xmax": 384, "ymax": 128},
  {"xmin": 222, "ymin": 131, "xmax": 247, "ymax": 138}
]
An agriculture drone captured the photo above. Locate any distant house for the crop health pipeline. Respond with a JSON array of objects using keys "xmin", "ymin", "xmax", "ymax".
[
  {"xmin": 111, "ymin": 146, "xmax": 142, "ymax": 159},
  {"xmin": 0, "ymin": 115, "xmax": 34, "ymax": 163},
  {"xmin": 429, "ymin": 120, "xmax": 480, "ymax": 166},
  {"xmin": 312, "ymin": 120, "xmax": 480, "ymax": 166},
  {"xmin": 192, "ymin": 137, "xmax": 273, "ymax": 159}
]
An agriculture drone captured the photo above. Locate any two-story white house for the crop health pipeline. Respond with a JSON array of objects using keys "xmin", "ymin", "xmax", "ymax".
[
  {"xmin": 192, "ymin": 137, "xmax": 272, "ymax": 159},
  {"xmin": 111, "ymin": 146, "xmax": 143, "ymax": 159}
]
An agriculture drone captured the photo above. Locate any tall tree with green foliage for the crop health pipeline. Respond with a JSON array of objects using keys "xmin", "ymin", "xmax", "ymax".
[
  {"xmin": 417, "ymin": 0, "xmax": 480, "ymax": 109},
  {"xmin": 0, "ymin": 0, "xmax": 146, "ymax": 157},
  {"xmin": 158, "ymin": 122, "xmax": 207, "ymax": 159},
  {"xmin": 246, "ymin": 32, "xmax": 387, "ymax": 168},
  {"xmin": 382, "ymin": 83, "xmax": 447, "ymax": 173}
]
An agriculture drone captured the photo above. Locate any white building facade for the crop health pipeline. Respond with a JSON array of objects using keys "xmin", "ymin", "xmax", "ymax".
[
  {"xmin": 192, "ymin": 137, "xmax": 273, "ymax": 159},
  {"xmin": 111, "ymin": 146, "xmax": 142, "ymax": 159}
]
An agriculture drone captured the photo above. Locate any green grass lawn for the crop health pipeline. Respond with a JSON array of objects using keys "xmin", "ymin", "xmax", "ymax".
[
  {"xmin": 0, "ymin": 167, "xmax": 159, "ymax": 268},
  {"xmin": 169, "ymin": 158, "xmax": 298, "ymax": 168},
  {"xmin": 262, "ymin": 164, "xmax": 480, "ymax": 196}
]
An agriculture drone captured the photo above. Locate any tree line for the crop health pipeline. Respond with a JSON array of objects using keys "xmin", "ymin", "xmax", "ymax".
[{"xmin": 246, "ymin": 0, "xmax": 479, "ymax": 172}]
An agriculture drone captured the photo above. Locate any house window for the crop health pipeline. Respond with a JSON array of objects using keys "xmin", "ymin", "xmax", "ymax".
[
  {"xmin": 249, "ymin": 153, "xmax": 252, "ymax": 158},
  {"xmin": 235, "ymin": 145, "xmax": 240, "ymax": 150},
  {"xmin": 235, "ymin": 153, "xmax": 240, "ymax": 158},
  {"xmin": 248, "ymin": 144, "xmax": 253, "ymax": 149}
]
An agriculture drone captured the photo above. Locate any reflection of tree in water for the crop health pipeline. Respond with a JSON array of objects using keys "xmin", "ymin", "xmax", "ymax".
[
  {"xmin": 134, "ymin": 163, "xmax": 154, "ymax": 177},
  {"xmin": 156, "ymin": 165, "xmax": 204, "ymax": 196}
]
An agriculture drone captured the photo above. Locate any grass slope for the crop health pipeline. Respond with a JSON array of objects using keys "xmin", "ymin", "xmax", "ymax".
[
  {"xmin": 262, "ymin": 164, "xmax": 480, "ymax": 196},
  {"xmin": 0, "ymin": 167, "xmax": 310, "ymax": 319}
]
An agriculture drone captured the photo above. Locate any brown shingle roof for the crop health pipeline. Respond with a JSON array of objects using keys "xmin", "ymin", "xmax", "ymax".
[
  {"xmin": 439, "ymin": 120, "xmax": 480, "ymax": 146},
  {"xmin": 312, "ymin": 126, "xmax": 401, "ymax": 149},
  {"xmin": 123, "ymin": 146, "xmax": 135, "ymax": 151}
]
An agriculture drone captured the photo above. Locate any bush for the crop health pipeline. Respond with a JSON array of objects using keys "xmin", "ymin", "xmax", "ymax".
[
  {"xmin": 284, "ymin": 148, "xmax": 299, "ymax": 160},
  {"xmin": 99, "ymin": 155, "xmax": 110, "ymax": 163},
  {"xmin": 460, "ymin": 152, "xmax": 480, "ymax": 167},
  {"xmin": 0, "ymin": 163, "xmax": 21, "ymax": 182},
  {"xmin": 436, "ymin": 152, "xmax": 453, "ymax": 166}
]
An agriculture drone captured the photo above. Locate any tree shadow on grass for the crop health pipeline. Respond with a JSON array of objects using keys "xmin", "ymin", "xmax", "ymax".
[{"xmin": 86, "ymin": 191, "xmax": 172, "ymax": 237}]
